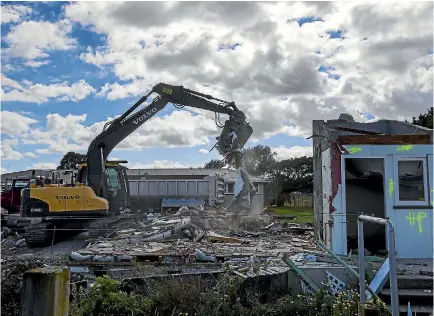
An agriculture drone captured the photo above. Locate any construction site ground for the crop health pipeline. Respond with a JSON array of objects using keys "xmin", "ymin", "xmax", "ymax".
[{"xmin": 1, "ymin": 205, "xmax": 433, "ymax": 316}]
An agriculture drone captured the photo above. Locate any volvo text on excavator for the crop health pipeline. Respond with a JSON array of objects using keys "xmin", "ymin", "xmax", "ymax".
[{"xmin": 17, "ymin": 83, "xmax": 255, "ymax": 247}]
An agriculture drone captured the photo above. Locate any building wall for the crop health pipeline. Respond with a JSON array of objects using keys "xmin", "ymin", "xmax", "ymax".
[
  {"xmin": 326, "ymin": 144, "xmax": 433, "ymax": 259},
  {"xmin": 222, "ymin": 183, "xmax": 265, "ymax": 213},
  {"xmin": 321, "ymin": 148, "xmax": 333, "ymax": 249}
]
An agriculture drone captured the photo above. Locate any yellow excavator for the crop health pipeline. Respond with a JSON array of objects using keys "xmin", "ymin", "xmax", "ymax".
[{"xmin": 15, "ymin": 83, "xmax": 255, "ymax": 247}]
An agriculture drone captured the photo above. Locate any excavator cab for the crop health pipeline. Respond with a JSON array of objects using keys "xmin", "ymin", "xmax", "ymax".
[{"xmin": 77, "ymin": 160, "xmax": 130, "ymax": 215}]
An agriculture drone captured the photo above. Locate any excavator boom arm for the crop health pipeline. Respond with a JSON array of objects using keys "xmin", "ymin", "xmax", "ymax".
[{"xmin": 84, "ymin": 83, "xmax": 253, "ymax": 201}]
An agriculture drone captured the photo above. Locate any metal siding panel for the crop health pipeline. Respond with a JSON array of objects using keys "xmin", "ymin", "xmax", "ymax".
[
  {"xmin": 157, "ymin": 181, "xmax": 167, "ymax": 195},
  {"xmin": 187, "ymin": 181, "xmax": 196, "ymax": 196},
  {"xmin": 394, "ymin": 209, "xmax": 432, "ymax": 258},
  {"xmin": 197, "ymin": 181, "xmax": 209, "ymax": 196},
  {"xmin": 129, "ymin": 181, "xmax": 139, "ymax": 196},
  {"xmin": 383, "ymin": 156, "xmax": 395, "ymax": 251},
  {"xmin": 428, "ymin": 155, "xmax": 433, "ymax": 206},
  {"xmin": 167, "ymin": 181, "xmax": 176, "ymax": 195},
  {"xmin": 177, "ymin": 181, "xmax": 187, "ymax": 196},
  {"xmin": 139, "ymin": 181, "xmax": 148, "ymax": 196},
  {"xmin": 371, "ymin": 145, "xmax": 433, "ymax": 156},
  {"xmin": 342, "ymin": 145, "xmax": 372, "ymax": 156},
  {"xmin": 148, "ymin": 181, "xmax": 157, "ymax": 196},
  {"xmin": 391, "ymin": 154, "xmax": 433, "ymax": 259}
]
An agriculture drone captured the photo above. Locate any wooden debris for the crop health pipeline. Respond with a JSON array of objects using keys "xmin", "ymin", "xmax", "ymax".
[{"xmin": 206, "ymin": 231, "xmax": 243, "ymax": 243}]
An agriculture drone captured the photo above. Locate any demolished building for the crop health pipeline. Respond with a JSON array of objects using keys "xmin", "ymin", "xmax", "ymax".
[{"xmin": 312, "ymin": 113, "xmax": 433, "ymax": 259}]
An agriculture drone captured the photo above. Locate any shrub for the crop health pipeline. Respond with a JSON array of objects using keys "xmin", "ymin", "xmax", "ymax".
[{"xmin": 70, "ymin": 274, "xmax": 391, "ymax": 316}]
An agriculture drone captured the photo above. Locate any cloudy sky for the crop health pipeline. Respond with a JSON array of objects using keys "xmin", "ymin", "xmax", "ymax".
[{"xmin": 1, "ymin": 1, "xmax": 433, "ymax": 173}]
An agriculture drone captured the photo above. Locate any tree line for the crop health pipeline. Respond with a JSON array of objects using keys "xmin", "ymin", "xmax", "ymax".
[{"xmin": 203, "ymin": 144, "xmax": 313, "ymax": 206}]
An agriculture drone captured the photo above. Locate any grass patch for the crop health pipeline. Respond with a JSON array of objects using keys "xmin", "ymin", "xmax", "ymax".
[{"xmin": 267, "ymin": 207, "xmax": 314, "ymax": 224}]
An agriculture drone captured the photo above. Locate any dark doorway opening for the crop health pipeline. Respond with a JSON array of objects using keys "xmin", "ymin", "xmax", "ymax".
[{"xmin": 345, "ymin": 158, "xmax": 387, "ymax": 255}]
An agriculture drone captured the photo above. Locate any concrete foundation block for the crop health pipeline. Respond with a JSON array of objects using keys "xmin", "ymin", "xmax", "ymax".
[{"xmin": 20, "ymin": 266, "xmax": 70, "ymax": 316}]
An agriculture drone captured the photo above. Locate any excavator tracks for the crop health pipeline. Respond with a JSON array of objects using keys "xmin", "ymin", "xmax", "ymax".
[
  {"xmin": 88, "ymin": 215, "xmax": 138, "ymax": 239},
  {"xmin": 24, "ymin": 222, "xmax": 54, "ymax": 247},
  {"xmin": 88, "ymin": 219, "xmax": 117, "ymax": 238}
]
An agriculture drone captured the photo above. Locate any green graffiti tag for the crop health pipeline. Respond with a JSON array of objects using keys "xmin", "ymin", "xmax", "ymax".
[
  {"xmin": 347, "ymin": 147, "xmax": 362, "ymax": 154},
  {"xmin": 406, "ymin": 212, "xmax": 427, "ymax": 233},
  {"xmin": 397, "ymin": 145, "xmax": 413, "ymax": 152},
  {"xmin": 388, "ymin": 179, "xmax": 394, "ymax": 196}
]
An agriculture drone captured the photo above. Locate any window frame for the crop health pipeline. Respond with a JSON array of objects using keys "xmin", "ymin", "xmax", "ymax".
[
  {"xmin": 106, "ymin": 167, "xmax": 121, "ymax": 190},
  {"xmin": 393, "ymin": 156, "xmax": 429, "ymax": 207},
  {"xmin": 253, "ymin": 182, "xmax": 260, "ymax": 195},
  {"xmin": 225, "ymin": 182, "xmax": 234, "ymax": 194}
]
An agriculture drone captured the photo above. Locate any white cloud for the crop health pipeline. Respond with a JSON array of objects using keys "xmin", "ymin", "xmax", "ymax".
[
  {"xmin": 1, "ymin": 5, "xmax": 32, "ymax": 24},
  {"xmin": 3, "ymin": 20, "xmax": 76, "ymax": 62},
  {"xmin": 199, "ymin": 149, "xmax": 209, "ymax": 154},
  {"xmin": 272, "ymin": 145, "xmax": 313, "ymax": 160},
  {"xmin": 1, "ymin": 167, "xmax": 8, "ymax": 174},
  {"xmin": 24, "ymin": 60, "xmax": 51, "ymax": 68},
  {"xmin": 63, "ymin": 1, "xmax": 432, "ymax": 140},
  {"xmin": 1, "ymin": 73, "xmax": 24, "ymax": 90},
  {"xmin": 31, "ymin": 162, "xmax": 58, "ymax": 170},
  {"xmin": 1, "ymin": 75, "xmax": 96, "ymax": 103},
  {"xmin": 1, "ymin": 139, "xmax": 22, "ymax": 160},
  {"xmin": 1, "ymin": 111, "xmax": 37, "ymax": 137},
  {"xmin": 127, "ymin": 160, "xmax": 189, "ymax": 169},
  {"xmin": 24, "ymin": 152, "xmax": 37, "ymax": 158},
  {"xmin": 1, "ymin": 2, "xmax": 432, "ymax": 171},
  {"xmin": 20, "ymin": 109, "xmax": 222, "ymax": 155}
]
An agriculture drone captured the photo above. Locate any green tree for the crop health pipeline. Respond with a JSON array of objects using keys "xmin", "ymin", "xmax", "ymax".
[
  {"xmin": 271, "ymin": 156, "xmax": 313, "ymax": 194},
  {"xmin": 58, "ymin": 152, "xmax": 86, "ymax": 170},
  {"xmin": 241, "ymin": 144, "xmax": 277, "ymax": 177},
  {"xmin": 412, "ymin": 107, "xmax": 433, "ymax": 129},
  {"xmin": 204, "ymin": 159, "xmax": 225, "ymax": 169}
]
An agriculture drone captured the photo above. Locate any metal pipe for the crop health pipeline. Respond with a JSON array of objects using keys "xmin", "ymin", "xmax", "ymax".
[
  {"xmin": 359, "ymin": 214, "xmax": 388, "ymax": 225},
  {"xmin": 357, "ymin": 215, "xmax": 399, "ymax": 316},
  {"xmin": 387, "ymin": 221, "xmax": 399, "ymax": 316},
  {"xmin": 358, "ymin": 220, "xmax": 366, "ymax": 303}
]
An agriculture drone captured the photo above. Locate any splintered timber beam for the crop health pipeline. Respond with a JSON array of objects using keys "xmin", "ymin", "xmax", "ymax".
[{"xmin": 337, "ymin": 134, "xmax": 430, "ymax": 145}]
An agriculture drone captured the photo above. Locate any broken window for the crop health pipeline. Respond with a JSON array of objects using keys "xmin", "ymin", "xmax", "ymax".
[
  {"xmin": 394, "ymin": 158, "xmax": 429, "ymax": 206},
  {"xmin": 225, "ymin": 182, "xmax": 234, "ymax": 194}
]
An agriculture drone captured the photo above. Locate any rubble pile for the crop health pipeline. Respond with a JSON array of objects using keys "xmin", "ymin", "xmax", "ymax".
[
  {"xmin": 1, "ymin": 205, "xmax": 320, "ymax": 291},
  {"xmin": 1, "ymin": 227, "xmax": 28, "ymax": 251},
  {"xmin": 65, "ymin": 205, "xmax": 319, "ymax": 279}
]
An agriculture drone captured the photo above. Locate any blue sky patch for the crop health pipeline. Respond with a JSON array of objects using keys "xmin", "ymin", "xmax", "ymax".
[
  {"xmin": 218, "ymin": 43, "xmax": 241, "ymax": 51},
  {"xmin": 327, "ymin": 30, "xmax": 345, "ymax": 39},
  {"xmin": 318, "ymin": 65, "xmax": 340, "ymax": 80},
  {"xmin": 288, "ymin": 16, "xmax": 323, "ymax": 27}
]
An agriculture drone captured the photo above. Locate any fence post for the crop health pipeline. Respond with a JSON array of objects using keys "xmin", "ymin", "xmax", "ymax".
[{"xmin": 20, "ymin": 266, "xmax": 70, "ymax": 316}]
